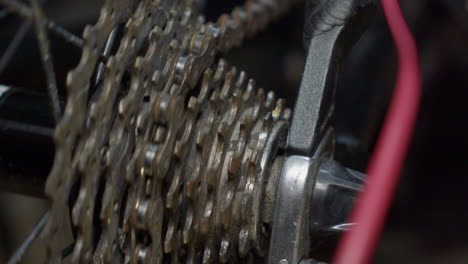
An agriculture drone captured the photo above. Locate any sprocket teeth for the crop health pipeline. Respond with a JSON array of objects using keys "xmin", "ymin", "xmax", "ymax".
[
  {"xmin": 202, "ymin": 247, "xmax": 213, "ymax": 264},
  {"xmin": 44, "ymin": 0, "xmax": 296, "ymax": 262},
  {"xmin": 183, "ymin": 208, "xmax": 194, "ymax": 244},
  {"xmin": 238, "ymin": 227, "xmax": 250, "ymax": 257},
  {"xmin": 219, "ymin": 236, "xmax": 231, "ymax": 262},
  {"xmin": 164, "ymin": 220, "xmax": 176, "ymax": 253}
]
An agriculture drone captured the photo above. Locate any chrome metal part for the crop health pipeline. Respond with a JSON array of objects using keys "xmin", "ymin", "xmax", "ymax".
[
  {"xmin": 310, "ymin": 159, "xmax": 365, "ymax": 235},
  {"xmin": 268, "ymin": 155, "xmax": 319, "ymax": 264}
]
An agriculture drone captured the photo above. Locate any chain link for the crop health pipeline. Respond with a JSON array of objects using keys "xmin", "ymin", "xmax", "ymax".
[{"xmin": 42, "ymin": 0, "xmax": 300, "ymax": 262}]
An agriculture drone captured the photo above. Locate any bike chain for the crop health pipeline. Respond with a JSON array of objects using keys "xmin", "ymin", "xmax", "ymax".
[{"xmin": 41, "ymin": 0, "xmax": 299, "ymax": 263}]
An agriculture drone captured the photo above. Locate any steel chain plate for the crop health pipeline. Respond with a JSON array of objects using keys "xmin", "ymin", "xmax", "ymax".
[{"xmin": 42, "ymin": 0, "xmax": 300, "ymax": 262}]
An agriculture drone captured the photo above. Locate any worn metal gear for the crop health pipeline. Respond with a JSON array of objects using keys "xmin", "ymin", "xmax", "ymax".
[{"xmin": 41, "ymin": 0, "xmax": 300, "ymax": 263}]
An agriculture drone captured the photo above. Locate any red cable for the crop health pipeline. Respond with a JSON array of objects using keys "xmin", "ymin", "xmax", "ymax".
[{"xmin": 332, "ymin": 0, "xmax": 421, "ymax": 263}]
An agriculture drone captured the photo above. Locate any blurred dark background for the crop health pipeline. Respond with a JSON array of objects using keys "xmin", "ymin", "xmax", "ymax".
[{"xmin": 0, "ymin": 0, "xmax": 467, "ymax": 263}]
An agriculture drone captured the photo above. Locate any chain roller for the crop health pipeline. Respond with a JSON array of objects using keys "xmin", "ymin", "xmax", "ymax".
[{"xmin": 42, "ymin": 0, "xmax": 301, "ymax": 262}]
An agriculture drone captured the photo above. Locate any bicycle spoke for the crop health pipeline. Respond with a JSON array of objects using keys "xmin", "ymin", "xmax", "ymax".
[
  {"xmin": 0, "ymin": 19, "xmax": 31, "ymax": 77},
  {"xmin": 30, "ymin": 0, "xmax": 61, "ymax": 122},
  {"xmin": 1, "ymin": 0, "xmax": 109, "ymax": 63},
  {"xmin": 1, "ymin": 0, "xmax": 81, "ymax": 50},
  {"xmin": 6, "ymin": 211, "xmax": 49, "ymax": 264},
  {"xmin": 47, "ymin": 19, "xmax": 83, "ymax": 49},
  {"xmin": 0, "ymin": 0, "xmax": 25, "ymax": 17}
]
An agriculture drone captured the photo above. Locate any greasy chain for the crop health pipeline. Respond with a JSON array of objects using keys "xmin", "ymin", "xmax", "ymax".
[{"xmin": 42, "ymin": 0, "xmax": 299, "ymax": 263}]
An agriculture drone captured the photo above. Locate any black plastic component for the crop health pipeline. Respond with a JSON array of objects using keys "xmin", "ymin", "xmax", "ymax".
[
  {"xmin": 286, "ymin": 0, "xmax": 375, "ymax": 156},
  {"xmin": 0, "ymin": 86, "xmax": 59, "ymax": 196}
]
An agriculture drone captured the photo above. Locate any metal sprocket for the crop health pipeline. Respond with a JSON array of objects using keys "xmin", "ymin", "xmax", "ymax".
[{"xmin": 41, "ymin": 0, "xmax": 299, "ymax": 263}]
